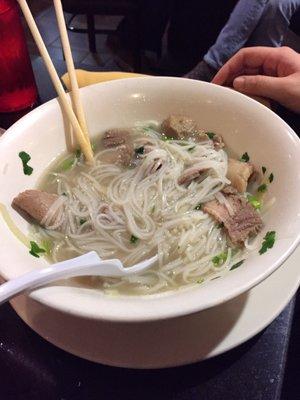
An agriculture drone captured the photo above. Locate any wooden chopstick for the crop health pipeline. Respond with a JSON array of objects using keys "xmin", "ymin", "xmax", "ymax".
[
  {"xmin": 17, "ymin": 0, "xmax": 94, "ymax": 163},
  {"xmin": 53, "ymin": 0, "xmax": 90, "ymax": 142}
]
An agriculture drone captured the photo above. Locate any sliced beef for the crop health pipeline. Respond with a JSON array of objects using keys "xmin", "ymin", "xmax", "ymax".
[
  {"xmin": 203, "ymin": 193, "xmax": 262, "ymax": 245},
  {"xmin": 12, "ymin": 190, "xmax": 59, "ymax": 225},
  {"xmin": 161, "ymin": 115, "xmax": 207, "ymax": 141},
  {"xmin": 178, "ymin": 165, "xmax": 208, "ymax": 186},
  {"xmin": 115, "ymin": 143, "xmax": 134, "ymax": 166},
  {"xmin": 102, "ymin": 129, "xmax": 134, "ymax": 167},
  {"xmin": 221, "ymin": 185, "xmax": 238, "ymax": 195},
  {"xmin": 103, "ymin": 129, "xmax": 129, "ymax": 148},
  {"xmin": 226, "ymin": 158, "xmax": 254, "ymax": 193}
]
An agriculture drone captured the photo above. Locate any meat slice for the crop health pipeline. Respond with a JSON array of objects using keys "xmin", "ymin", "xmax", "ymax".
[
  {"xmin": 102, "ymin": 129, "xmax": 134, "ymax": 167},
  {"xmin": 115, "ymin": 143, "xmax": 134, "ymax": 166},
  {"xmin": 203, "ymin": 193, "xmax": 262, "ymax": 245},
  {"xmin": 178, "ymin": 165, "xmax": 208, "ymax": 186},
  {"xmin": 161, "ymin": 115, "xmax": 207, "ymax": 141},
  {"xmin": 226, "ymin": 158, "xmax": 254, "ymax": 193},
  {"xmin": 12, "ymin": 190, "xmax": 59, "ymax": 225},
  {"xmin": 102, "ymin": 129, "xmax": 130, "ymax": 148}
]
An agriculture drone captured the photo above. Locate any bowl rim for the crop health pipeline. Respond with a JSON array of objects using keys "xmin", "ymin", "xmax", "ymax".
[{"xmin": 2, "ymin": 76, "xmax": 300, "ymax": 322}]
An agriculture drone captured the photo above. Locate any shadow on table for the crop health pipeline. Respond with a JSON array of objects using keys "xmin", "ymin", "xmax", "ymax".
[{"xmin": 0, "ymin": 290, "xmax": 259, "ymax": 400}]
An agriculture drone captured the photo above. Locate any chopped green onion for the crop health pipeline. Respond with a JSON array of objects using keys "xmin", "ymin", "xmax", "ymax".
[
  {"xmin": 151, "ymin": 205, "xmax": 155, "ymax": 213},
  {"xmin": 217, "ymin": 222, "xmax": 224, "ymax": 229},
  {"xmin": 91, "ymin": 142, "xmax": 96, "ymax": 152},
  {"xmin": 62, "ymin": 192, "xmax": 67, "ymax": 196},
  {"xmin": 230, "ymin": 260, "xmax": 244, "ymax": 270},
  {"xmin": 247, "ymin": 195, "xmax": 261, "ymax": 210},
  {"xmin": 135, "ymin": 146, "xmax": 145, "ymax": 155},
  {"xmin": 259, "ymin": 231, "xmax": 276, "ymax": 255},
  {"xmin": 212, "ymin": 251, "xmax": 227, "ymax": 266},
  {"xmin": 41, "ymin": 239, "xmax": 53, "ymax": 256},
  {"xmin": 58, "ymin": 156, "xmax": 75, "ymax": 171},
  {"xmin": 194, "ymin": 203, "xmax": 202, "ymax": 210},
  {"xmin": 29, "ymin": 241, "xmax": 46, "ymax": 258},
  {"xmin": 79, "ymin": 218, "xmax": 86, "ymax": 225},
  {"xmin": 240, "ymin": 152, "xmax": 250, "ymax": 162},
  {"xmin": 262, "ymin": 166, "xmax": 266, "ymax": 174},
  {"xmin": 269, "ymin": 173, "xmax": 274, "ymax": 183},
  {"xmin": 18, "ymin": 151, "xmax": 33, "ymax": 176},
  {"xmin": 130, "ymin": 234, "xmax": 139, "ymax": 244},
  {"xmin": 161, "ymin": 135, "xmax": 174, "ymax": 141},
  {"xmin": 196, "ymin": 278, "xmax": 204, "ymax": 284},
  {"xmin": 258, "ymin": 183, "xmax": 267, "ymax": 193},
  {"xmin": 206, "ymin": 132, "xmax": 215, "ymax": 140}
]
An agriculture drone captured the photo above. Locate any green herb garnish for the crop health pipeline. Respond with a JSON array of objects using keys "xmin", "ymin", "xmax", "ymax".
[
  {"xmin": 269, "ymin": 173, "xmax": 274, "ymax": 183},
  {"xmin": 258, "ymin": 183, "xmax": 267, "ymax": 193},
  {"xmin": 230, "ymin": 260, "xmax": 244, "ymax": 270},
  {"xmin": 161, "ymin": 135, "xmax": 174, "ymax": 141},
  {"xmin": 58, "ymin": 156, "xmax": 76, "ymax": 171},
  {"xmin": 80, "ymin": 218, "xmax": 86, "ymax": 225},
  {"xmin": 41, "ymin": 239, "xmax": 53, "ymax": 256},
  {"xmin": 247, "ymin": 195, "xmax": 261, "ymax": 210},
  {"xmin": 135, "ymin": 146, "xmax": 145, "ymax": 155},
  {"xmin": 18, "ymin": 151, "xmax": 33, "ymax": 176},
  {"xmin": 262, "ymin": 166, "xmax": 266, "ymax": 174},
  {"xmin": 130, "ymin": 234, "xmax": 139, "ymax": 244},
  {"xmin": 240, "ymin": 152, "xmax": 250, "ymax": 162},
  {"xmin": 188, "ymin": 146, "xmax": 196, "ymax": 152},
  {"xmin": 206, "ymin": 132, "xmax": 215, "ymax": 140},
  {"xmin": 195, "ymin": 203, "xmax": 202, "ymax": 210},
  {"xmin": 259, "ymin": 231, "xmax": 276, "ymax": 255},
  {"xmin": 212, "ymin": 251, "xmax": 227, "ymax": 266},
  {"xmin": 217, "ymin": 222, "xmax": 224, "ymax": 229},
  {"xmin": 151, "ymin": 205, "xmax": 155, "ymax": 213},
  {"xmin": 196, "ymin": 278, "xmax": 204, "ymax": 284},
  {"xmin": 91, "ymin": 142, "xmax": 96, "ymax": 152},
  {"xmin": 75, "ymin": 148, "xmax": 82, "ymax": 158},
  {"xmin": 29, "ymin": 241, "xmax": 46, "ymax": 258}
]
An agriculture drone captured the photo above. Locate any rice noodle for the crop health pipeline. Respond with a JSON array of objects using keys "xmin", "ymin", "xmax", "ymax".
[{"xmin": 33, "ymin": 124, "xmax": 252, "ymax": 295}]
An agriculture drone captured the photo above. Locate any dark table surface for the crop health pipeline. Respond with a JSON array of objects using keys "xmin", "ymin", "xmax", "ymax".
[{"xmin": 1, "ymin": 57, "xmax": 300, "ymax": 400}]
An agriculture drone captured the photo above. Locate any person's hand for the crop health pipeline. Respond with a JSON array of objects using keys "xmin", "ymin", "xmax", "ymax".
[{"xmin": 212, "ymin": 46, "xmax": 300, "ymax": 113}]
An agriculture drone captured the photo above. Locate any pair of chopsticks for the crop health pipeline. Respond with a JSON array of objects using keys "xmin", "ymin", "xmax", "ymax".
[{"xmin": 17, "ymin": 0, "xmax": 94, "ymax": 163}]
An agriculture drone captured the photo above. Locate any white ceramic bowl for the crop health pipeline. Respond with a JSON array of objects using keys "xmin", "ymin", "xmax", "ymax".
[{"xmin": 0, "ymin": 77, "xmax": 300, "ymax": 325}]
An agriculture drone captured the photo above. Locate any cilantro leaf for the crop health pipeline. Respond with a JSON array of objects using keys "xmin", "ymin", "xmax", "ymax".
[
  {"xmin": 258, "ymin": 183, "xmax": 267, "ymax": 193},
  {"xmin": 247, "ymin": 195, "xmax": 261, "ymax": 210},
  {"xmin": 230, "ymin": 260, "xmax": 245, "ymax": 270},
  {"xmin": 29, "ymin": 241, "xmax": 46, "ymax": 258},
  {"xmin": 259, "ymin": 231, "xmax": 276, "ymax": 255},
  {"xmin": 240, "ymin": 152, "xmax": 250, "ymax": 162},
  {"xmin": 269, "ymin": 173, "xmax": 274, "ymax": 183},
  {"xmin": 19, "ymin": 151, "xmax": 33, "ymax": 176},
  {"xmin": 188, "ymin": 146, "xmax": 196, "ymax": 152},
  {"xmin": 135, "ymin": 146, "xmax": 145, "ymax": 155},
  {"xmin": 130, "ymin": 234, "xmax": 139, "ymax": 244},
  {"xmin": 206, "ymin": 132, "xmax": 215, "ymax": 140}
]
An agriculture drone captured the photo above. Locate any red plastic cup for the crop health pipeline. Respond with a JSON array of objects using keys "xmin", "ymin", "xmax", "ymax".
[{"xmin": 0, "ymin": 0, "xmax": 38, "ymax": 113}]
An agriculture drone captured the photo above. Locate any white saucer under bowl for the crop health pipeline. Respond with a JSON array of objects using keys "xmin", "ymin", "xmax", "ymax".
[{"xmin": 10, "ymin": 245, "xmax": 300, "ymax": 369}]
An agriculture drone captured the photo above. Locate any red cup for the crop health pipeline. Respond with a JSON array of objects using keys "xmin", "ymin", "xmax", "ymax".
[{"xmin": 0, "ymin": 0, "xmax": 38, "ymax": 113}]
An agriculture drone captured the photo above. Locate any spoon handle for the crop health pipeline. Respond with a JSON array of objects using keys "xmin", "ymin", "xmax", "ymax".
[{"xmin": 0, "ymin": 252, "xmax": 100, "ymax": 305}]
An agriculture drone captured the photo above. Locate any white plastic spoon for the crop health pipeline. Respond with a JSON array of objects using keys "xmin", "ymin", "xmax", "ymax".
[{"xmin": 0, "ymin": 251, "xmax": 158, "ymax": 305}]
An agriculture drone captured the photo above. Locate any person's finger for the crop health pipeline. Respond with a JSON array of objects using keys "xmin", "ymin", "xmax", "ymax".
[
  {"xmin": 233, "ymin": 74, "xmax": 285, "ymax": 101},
  {"xmin": 212, "ymin": 47, "xmax": 280, "ymax": 85}
]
